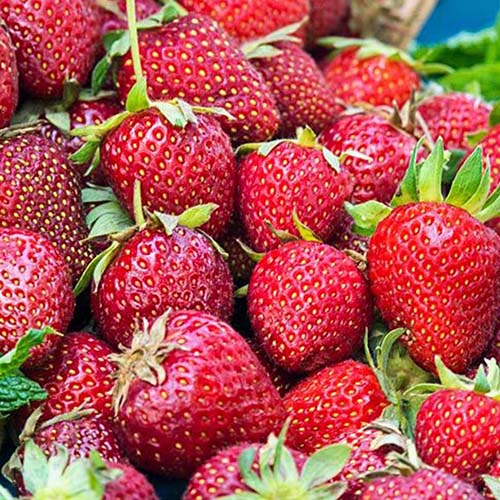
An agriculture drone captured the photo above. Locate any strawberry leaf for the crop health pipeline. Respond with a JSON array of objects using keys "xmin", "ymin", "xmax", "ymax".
[
  {"xmin": 82, "ymin": 185, "xmax": 119, "ymax": 204},
  {"xmin": 22, "ymin": 440, "xmax": 49, "ymax": 494},
  {"xmin": 416, "ymin": 138, "xmax": 445, "ymax": 203},
  {"xmin": 125, "ymin": 79, "xmax": 149, "ymax": 113},
  {"xmin": 177, "ymin": 203, "xmax": 219, "ymax": 229},
  {"xmin": 446, "ymin": 146, "xmax": 483, "ymax": 207},
  {"xmin": 300, "ymin": 444, "xmax": 351, "ymax": 488},
  {"xmin": 345, "ymin": 200, "xmax": 392, "ymax": 237},
  {"xmin": 484, "ymin": 475, "xmax": 500, "ymax": 500}
]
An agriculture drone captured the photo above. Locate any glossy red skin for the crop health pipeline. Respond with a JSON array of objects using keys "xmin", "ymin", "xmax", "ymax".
[
  {"xmin": 24, "ymin": 332, "xmax": 116, "ymax": 423},
  {"xmin": 307, "ymin": 0, "xmax": 348, "ymax": 42},
  {"xmin": 0, "ymin": 133, "xmax": 95, "ymax": 283},
  {"xmin": 101, "ymin": 109, "xmax": 236, "ymax": 238},
  {"xmin": 104, "ymin": 461, "xmax": 158, "ymax": 500},
  {"xmin": 360, "ymin": 468, "xmax": 483, "ymax": 500},
  {"xmin": 284, "ymin": 360, "xmax": 388, "ymax": 454},
  {"xmin": 177, "ymin": 0, "xmax": 308, "ymax": 42},
  {"xmin": 323, "ymin": 48, "xmax": 421, "ymax": 108},
  {"xmin": 368, "ymin": 202, "xmax": 500, "ymax": 373},
  {"xmin": 249, "ymin": 241, "xmax": 372, "ymax": 372},
  {"xmin": 0, "ymin": 26, "xmax": 18, "ymax": 128},
  {"xmin": 237, "ymin": 142, "xmax": 352, "ymax": 252},
  {"xmin": 0, "ymin": 228, "xmax": 74, "ymax": 367},
  {"xmin": 114, "ymin": 310, "xmax": 286, "ymax": 478},
  {"xmin": 184, "ymin": 443, "xmax": 307, "ymax": 499},
  {"xmin": 417, "ymin": 93, "xmax": 491, "ymax": 151},
  {"xmin": 115, "ymin": 14, "xmax": 280, "ymax": 144},
  {"xmin": 415, "ymin": 389, "xmax": 500, "ymax": 483},
  {"xmin": 320, "ymin": 113, "xmax": 420, "ymax": 203},
  {"xmin": 92, "ymin": 227, "xmax": 234, "ymax": 349},
  {"xmin": 251, "ymin": 42, "xmax": 340, "ymax": 137},
  {"xmin": 0, "ymin": 0, "xmax": 100, "ymax": 98}
]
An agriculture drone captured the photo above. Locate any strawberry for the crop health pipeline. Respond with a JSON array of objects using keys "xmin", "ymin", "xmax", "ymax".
[
  {"xmin": 307, "ymin": 0, "xmax": 348, "ymax": 42},
  {"xmin": 349, "ymin": 140, "xmax": 500, "ymax": 373},
  {"xmin": 0, "ymin": 131, "xmax": 95, "ymax": 283},
  {"xmin": 237, "ymin": 127, "xmax": 352, "ymax": 252},
  {"xmin": 176, "ymin": 0, "xmax": 309, "ymax": 42},
  {"xmin": 0, "ymin": 24, "xmax": 18, "ymax": 128},
  {"xmin": 328, "ymin": 210, "xmax": 369, "ymax": 254},
  {"xmin": 284, "ymin": 360, "xmax": 388, "ymax": 453},
  {"xmin": 114, "ymin": 13, "xmax": 281, "ymax": 143},
  {"xmin": 23, "ymin": 332, "xmax": 116, "ymax": 423},
  {"xmin": 0, "ymin": 0, "xmax": 100, "ymax": 98},
  {"xmin": 414, "ymin": 358, "xmax": 500, "ymax": 484},
  {"xmin": 100, "ymin": 107, "xmax": 236, "ymax": 238},
  {"xmin": 248, "ymin": 240, "xmax": 372, "ymax": 372},
  {"xmin": 417, "ymin": 92, "xmax": 491, "ymax": 151},
  {"xmin": 319, "ymin": 112, "xmax": 421, "ymax": 203},
  {"xmin": 111, "ymin": 310, "xmax": 286, "ymax": 477},
  {"xmin": 243, "ymin": 37, "xmax": 340, "ymax": 137},
  {"xmin": 102, "ymin": 461, "xmax": 158, "ymax": 500},
  {"xmin": 0, "ymin": 228, "xmax": 74, "ymax": 367},
  {"xmin": 360, "ymin": 468, "xmax": 483, "ymax": 499}
]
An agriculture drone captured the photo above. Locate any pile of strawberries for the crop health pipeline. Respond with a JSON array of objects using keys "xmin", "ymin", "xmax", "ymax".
[{"xmin": 0, "ymin": 0, "xmax": 499, "ymax": 498}]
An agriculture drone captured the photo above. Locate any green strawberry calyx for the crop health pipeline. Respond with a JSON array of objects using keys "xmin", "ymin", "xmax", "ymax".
[
  {"xmin": 347, "ymin": 138, "xmax": 500, "ymax": 236},
  {"xmin": 221, "ymin": 420, "xmax": 351, "ymax": 500},
  {"xmin": 483, "ymin": 475, "xmax": 500, "ymax": 500}
]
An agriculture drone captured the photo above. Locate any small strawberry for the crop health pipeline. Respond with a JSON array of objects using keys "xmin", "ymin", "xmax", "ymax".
[
  {"xmin": 111, "ymin": 310, "xmax": 286, "ymax": 477},
  {"xmin": 0, "ymin": 131, "xmax": 95, "ymax": 283},
  {"xmin": 415, "ymin": 358, "xmax": 500, "ymax": 484},
  {"xmin": 237, "ymin": 127, "xmax": 352, "ymax": 252},
  {"xmin": 284, "ymin": 360, "xmax": 388, "ymax": 454},
  {"xmin": 416, "ymin": 92, "xmax": 491, "ymax": 151},
  {"xmin": 348, "ymin": 140, "xmax": 500, "ymax": 373},
  {"xmin": 319, "ymin": 112, "xmax": 421, "ymax": 203},
  {"xmin": 0, "ymin": 228, "xmax": 74, "ymax": 367},
  {"xmin": 102, "ymin": 460, "xmax": 158, "ymax": 500},
  {"xmin": 307, "ymin": 0, "xmax": 348, "ymax": 43},
  {"xmin": 248, "ymin": 240, "xmax": 372, "ymax": 372},
  {"xmin": 0, "ymin": 0, "xmax": 100, "ymax": 98},
  {"xmin": 0, "ymin": 24, "xmax": 18, "ymax": 128}
]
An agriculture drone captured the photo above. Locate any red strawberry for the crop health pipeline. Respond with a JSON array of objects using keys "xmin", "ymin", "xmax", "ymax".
[
  {"xmin": 319, "ymin": 113, "xmax": 421, "ymax": 203},
  {"xmin": 0, "ymin": 24, "xmax": 18, "ymax": 128},
  {"xmin": 103, "ymin": 461, "xmax": 158, "ymax": 500},
  {"xmin": 484, "ymin": 329, "xmax": 500, "ymax": 363},
  {"xmin": 23, "ymin": 332, "xmax": 116, "ymax": 423},
  {"xmin": 246, "ymin": 40, "xmax": 340, "ymax": 137},
  {"xmin": 237, "ymin": 128, "xmax": 352, "ymax": 252},
  {"xmin": 100, "ymin": 108, "xmax": 236, "ymax": 238},
  {"xmin": 360, "ymin": 468, "xmax": 483, "ymax": 499},
  {"xmin": 417, "ymin": 92, "xmax": 492, "ymax": 151},
  {"xmin": 328, "ymin": 210, "xmax": 369, "ymax": 254},
  {"xmin": 284, "ymin": 360, "xmax": 388, "ymax": 453},
  {"xmin": 112, "ymin": 310, "xmax": 286, "ymax": 477},
  {"xmin": 0, "ymin": 228, "xmax": 74, "ymax": 367},
  {"xmin": 115, "ymin": 14, "xmax": 281, "ymax": 144},
  {"xmin": 0, "ymin": 0, "xmax": 100, "ymax": 98},
  {"xmin": 177, "ymin": 0, "xmax": 309, "ymax": 42},
  {"xmin": 92, "ymin": 223, "xmax": 234, "ymax": 350},
  {"xmin": 307, "ymin": 0, "xmax": 348, "ymax": 42},
  {"xmin": 0, "ymin": 132, "xmax": 95, "ymax": 283},
  {"xmin": 248, "ymin": 240, "xmax": 372, "ymax": 372}
]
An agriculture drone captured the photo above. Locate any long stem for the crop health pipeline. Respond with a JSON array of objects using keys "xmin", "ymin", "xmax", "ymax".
[{"xmin": 126, "ymin": 0, "xmax": 144, "ymax": 83}]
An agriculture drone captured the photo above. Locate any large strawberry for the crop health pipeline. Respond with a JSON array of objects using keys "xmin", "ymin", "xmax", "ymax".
[
  {"xmin": 319, "ymin": 112, "xmax": 421, "ymax": 203},
  {"xmin": 0, "ymin": 0, "xmax": 100, "ymax": 98},
  {"xmin": 349, "ymin": 140, "xmax": 500, "ymax": 373},
  {"xmin": 248, "ymin": 240, "xmax": 372, "ymax": 373},
  {"xmin": 284, "ymin": 360, "xmax": 388, "ymax": 454},
  {"xmin": 414, "ymin": 358, "xmax": 500, "ymax": 484},
  {"xmin": 237, "ymin": 127, "xmax": 352, "ymax": 252},
  {"xmin": 112, "ymin": 310, "xmax": 286, "ymax": 477},
  {"xmin": 0, "ymin": 228, "xmax": 74, "ymax": 367},
  {"xmin": 0, "ymin": 131, "xmax": 95, "ymax": 282},
  {"xmin": 0, "ymin": 24, "xmax": 18, "ymax": 128}
]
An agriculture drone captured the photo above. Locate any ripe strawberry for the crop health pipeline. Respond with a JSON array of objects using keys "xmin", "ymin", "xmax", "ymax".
[
  {"xmin": 0, "ymin": 24, "xmax": 18, "ymax": 128},
  {"xmin": 0, "ymin": 0, "xmax": 100, "ymax": 98},
  {"xmin": 307, "ymin": 0, "xmax": 348, "ymax": 42},
  {"xmin": 284, "ymin": 360, "xmax": 388, "ymax": 453},
  {"xmin": 0, "ymin": 132, "xmax": 95, "ymax": 283},
  {"xmin": 0, "ymin": 228, "xmax": 74, "ymax": 367},
  {"xmin": 115, "ymin": 14, "xmax": 281, "ymax": 144},
  {"xmin": 112, "ymin": 310, "xmax": 286, "ymax": 477},
  {"xmin": 246, "ymin": 40, "xmax": 340, "ymax": 137},
  {"xmin": 360, "ymin": 468, "xmax": 483, "ymax": 499},
  {"xmin": 319, "ymin": 112, "xmax": 421, "ymax": 203},
  {"xmin": 417, "ymin": 93, "xmax": 491, "ymax": 151},
  {"xmin": 23, "ymin": 332, "xmax": 116, "ymax": 423},
  {"xmin": 176, "ymin": 0, "xmax": 309, "ymax": 42},
  {"xmin": 248, "ymin": 241, "xmax": 372, "ymax": 372},
  {"xmin": 415, "ymin": 359, "xmax": 500, "ymax": 484},
  {"xmin": 100, "ymin": 108, "xmax": 236, "ymax": 238},
  {"xmin": 103, "ymin": 461, "xmax": 158, "ymax": 500},
  {"xmin": 237, "ymin": 128, "xmax": 352, "ymax": 252}
]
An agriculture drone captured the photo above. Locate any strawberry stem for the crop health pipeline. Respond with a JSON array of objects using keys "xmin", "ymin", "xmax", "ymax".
[{"xmin": 126, "ymin": 0, "xmax": 145, "ymax": 85}]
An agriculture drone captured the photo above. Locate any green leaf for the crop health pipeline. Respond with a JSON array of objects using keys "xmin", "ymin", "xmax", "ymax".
[
  {"xmin": 0, "ymin": 375, "xmax": 46, "ymax": 417},
  {"xmin": 87, "ymin": 203, "xmax": 134, "ymax": 239},
  {"xmin": 238, "ymin": 448, "xmax": 267, "ymax": 496},
  {"xmin": 82, "ymin": 186, "xmax": 118, "ymax": 204},
  {"xmin": 70, "ymin": 141, "xmax": 100, "ymax": 165},
  {"xmin": 491, "ymin": 101, "xmax": 500, "ymax": 127},
  {"xmin": 177, "ymin": 203, "xmax": 218, "ymax": 229},
  {"xmin": 322, "ymin": 148, "xmax": 340, "ymax": 172},
  {"xmin": 46, "ymin": 445, "xmax": 70, "ymax": 486},
  {"xmin": 155, "ymin": 212, "xmax": 180, "ymax": 236},
  {"xmin": 292, "ymin": 211, "xmax": 322, "ymax": 242},
  {"xmin": 235, "ymin": 285, "xmax": 248, "ymax": 298},
  {"xmin": 435, "ymin": 356, "xmax": 470, "ymax": 390},
  {"xmin": 476, "ymin": 176, "xmax": 500, "ymax": 222},
  {"xmin": 237, "ymin": 240, "xmax": 265, "ymax": 263},
  {"xmin": 258, "ymin": 139, "xmax": 288, "ymax": 157},
  {"xmin": 0, "ymin": 485, "xmax": 15, "ymax": 500},
  {"xmin": 416, "ymin": 138, "xmax": 445, "ymax": 203},
  {"xmin": 300, "ymin": 444, "xmax": 351, "ymax": 488},
  {"xmin": 23, "ymin": 440, "xmax": 49, "ymax": 494},
  {"xmin": 391, "ymin": 138, "xmax": 424, "ymax": 207},
  {"xmin": 460, "ymin": 162, "xmax": 491, "ymax": 215},
  {"xmin": 45, "ymin": 110, "xmax": 71, "ymax": 133},
  {"xmin": 472, "ymin": 365, "xmax": 491, "ymax": 394},
  {"xmin": 152, "ymin": 101, "xmax": 189, "ymax": 128},
  {"xmin": 446, "ymin": 147, "xmax": 483, "ymax": 207},
  {"xmin": 345, "ymin": 200, "xmax": 392, "ymax": 237},
  {"xmin": 91, "ymin": 57, "xmax": 112, "ymax": 95},
  {"xmin": 126, "ymin": 79, "xmax": 149, "ymax": 113},
  {"xmin": 484, "ymin": 475, "xmax": 500, "ymax": 500}
]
